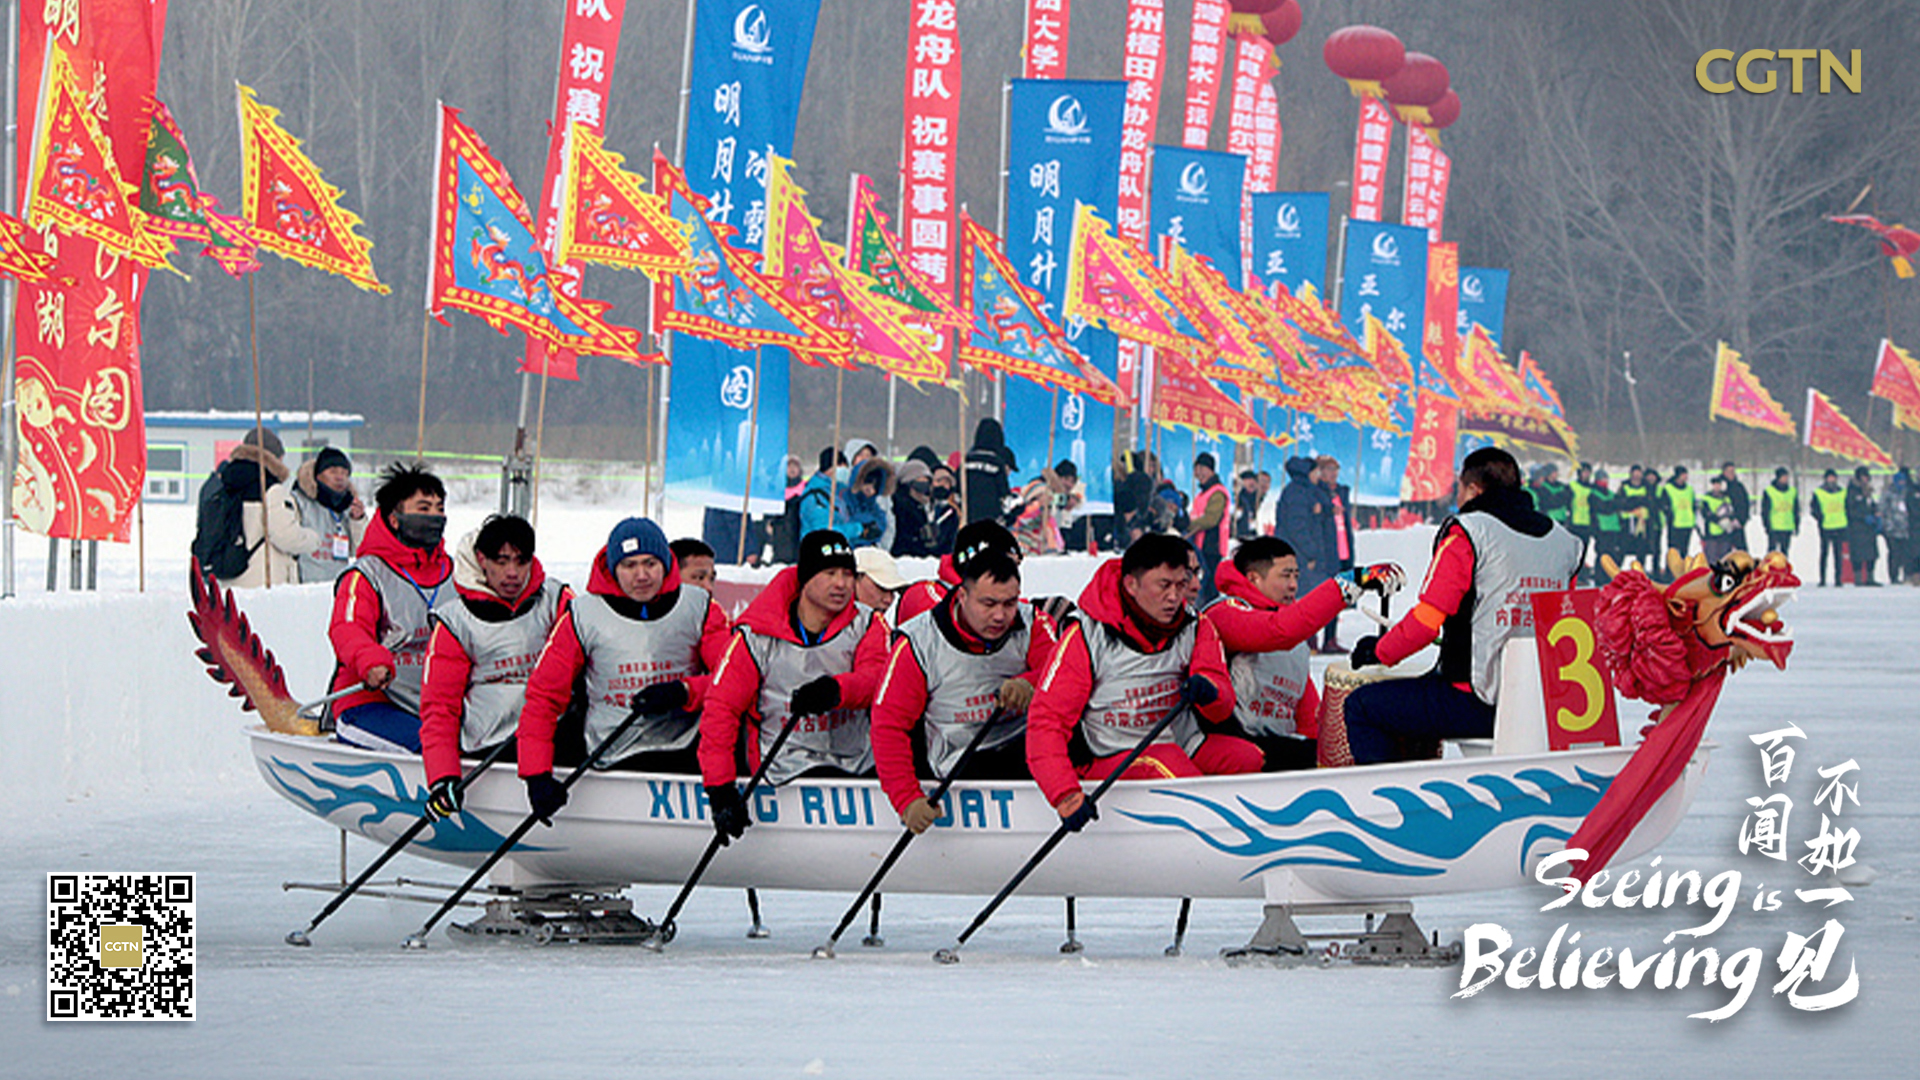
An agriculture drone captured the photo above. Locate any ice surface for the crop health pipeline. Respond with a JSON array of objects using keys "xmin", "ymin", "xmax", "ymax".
[{"xmin": 2, "ymin": 493, "xmax": 1914, "ymax": 1077}]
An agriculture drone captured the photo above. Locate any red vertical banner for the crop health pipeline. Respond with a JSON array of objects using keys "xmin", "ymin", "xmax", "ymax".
[
  {"xmin": 1181, "ymin": 0, "xmax": 1230, "ymax": 148},
  {"xmin": 1224, "ymin": 34, "xmax": 1269, "ymax": 284},
  {"xmin": 1530, "ymin": 589, "xmax": 1622, "ymax": 751},
  {"xmin": 1424, "ymin": 145, "xmax": 1452, "ymax": 241},
  {"xmin": 1405, "ymin": 240, "xmax": 1459, "ymax": 502},
  {"xmin": 902, "ymin": 0, "xmax": 962, "ymax": 290},
  {"xmin": 521, "ymin": 0, "xmax": 629, "ymax": 381},
  {"xmin": 1349, "ymin": 94, "xmax": 1394, "ymax": 222},
  {"xmin": 1405, "ymin": 395, "xmax": 1458, "ymax": 504},
  {"xmin": 1023, "ymin": 0, "xmax": 1070, "ymax": 79},
  {"xmin": 12, "ymin": 0, "xmax": 167, "ymax": 543},
  {"xmin": 1114, "ymin": 0, "xmax": 1167, "ymax": 395},
  {"xmin": 1251, "ymin": 82, "xmax": 1281, "ymax": 192},
  {"xmin": 1401, "ymin": 123, "xmax": 1434, "ymax": 232}
]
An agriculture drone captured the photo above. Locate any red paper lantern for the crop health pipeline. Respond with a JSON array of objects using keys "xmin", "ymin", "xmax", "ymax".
[
  {"xmin": 1425, "ymin": 89, "xmax": 1461, "ymax": 130},
  {"xmin": 1322, "ymin": 25, "xmax": 1405, "ymax": 84},
  {"xmin": 1382, "ymin": 52, "xmax": 1449, "ymax": 109},
  {"xmin": 1228, "ymin": 0, "xmax": 1303, "ymax": 45}
]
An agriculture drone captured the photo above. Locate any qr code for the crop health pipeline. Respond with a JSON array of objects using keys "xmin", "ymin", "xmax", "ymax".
[{"xmin": 46, "ymin": 873, "xmax": 196, "ymax": 1021}]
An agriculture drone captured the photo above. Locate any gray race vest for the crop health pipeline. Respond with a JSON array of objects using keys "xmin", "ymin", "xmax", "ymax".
[
  {"xmin": 893, "ymin": 602, "xmax": 1034, "ymax": 778},
  {"xmin": 1450, "ymin": 512, "xmax": 1585, "ymax": 705},
  {"xmin": 740, "ymin": 608, "xmax": 876, "ymax": 785},
  {"xmin": 352, "ymin": 554, "xmax": 453, "ymax": 714},
  {"xmin": 432, "ymin": 582, "xmax": 565, "ymax": 754},
  {"xmin": 1073, "ymin": 612, "xmax": 1201, "ymax": 758},
  {"xmin": 1206, "ymin": 596, "xmax": 1312, "ymax": 737},
  {"xmin": 569, "ymin": 587, "xmax": 713, "ymax": 764},
  {"xmin": 292, "ymin": 487, "xmax": 354, "ymax": 584}
]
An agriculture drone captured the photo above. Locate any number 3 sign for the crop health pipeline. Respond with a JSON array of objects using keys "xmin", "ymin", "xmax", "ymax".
[{"xmin": 1529, "ymin": 588, "xmax": 1621, "ymax": 750}]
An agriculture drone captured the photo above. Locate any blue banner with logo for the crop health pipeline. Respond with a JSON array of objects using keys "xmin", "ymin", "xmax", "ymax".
[
  {"xmin": 1149, "ymin": 146, "xmax": 1246, "ymax": 289},
  {"xmin": 1457, "ymin": 266, "xmax": 1511, "ymax": 350},
  {"xmin": 665, "ymin": 0, "xmax": 821, "ymax": 513},
  {"xmin": 1336, "ymin": 219, "xmax": 1430, "ymax": 505},
  {"xmin": 1005, "ymin": 79, "xmax": 1125, "ymax": 509},
  {"xmin": 1249, "ymin": 192, "xmax": 1329, "ymax": 296}
]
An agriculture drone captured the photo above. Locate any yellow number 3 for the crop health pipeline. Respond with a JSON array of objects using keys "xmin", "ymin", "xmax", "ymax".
[{"xmin": 1547, "ymin": 616, "xmax": 1604, "ymax": 732}]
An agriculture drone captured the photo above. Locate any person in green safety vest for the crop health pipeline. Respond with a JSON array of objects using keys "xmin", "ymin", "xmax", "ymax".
[
  {"xmin": 1661, "ymin": 465, "xmax": 1698, "ymax": 564},
  {"xmin": 1568, "ymin": 463, "xmax": 1596, "ymax": 583},
  {"xmin": 1618, "ymin": 465, "xmax": 1653, "ymax": 570},
  {"xmin": 1701, "ymin": 475, "xmax": 1738, "ymax": 564},
  {"xmin": 1530, "ymin": 463, "xmax": 1572, "ymax": 524},
  {"xmin": 1760, "ymin": 467, "xmax": 1799, "ymax": 556},
  {"xmin": 1811, "ymin": 468, "xmax": 1848, "ymax": 586},
  {"xmin": 1592, "ymin": 469, "xmax": 1623, "ymax": 570}
]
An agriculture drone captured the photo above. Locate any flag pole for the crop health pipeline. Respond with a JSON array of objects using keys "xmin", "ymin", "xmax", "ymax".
[
  {"xmin": 1, "ymin": 0, "xmax": 20, "ymax": 599},
  {"xmin": 414, "ymin": 312, "xmax": 431, "ymax": 463},
  {"xmin": 642, "ymin": 357, "xmax": 656, "ymax": 518},
  {"xmin": 736, "ymin": 346, "xmax": 763, "ymax": 564},
  {"xmin": 828, "ymin": 365, "xmax": 844, "ymax": 531},
  {"xmin": 531, "ymin": 356, "xmax": 552, "ymax": 528},
  {"xmin": 993, "ymin": 79, "xmax": 1010, "ymax": 422},
  {"xmin": 652, "ymin": 0, "xmax": 700, "ymax": 520},
  {"xmin": 247, "ymin": 274, "xmax": 270, "ymax": 590}
]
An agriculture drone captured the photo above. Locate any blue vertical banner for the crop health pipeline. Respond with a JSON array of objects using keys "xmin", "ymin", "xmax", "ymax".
[
  {"xmin": 1248, "ymin": 192, "xmax": 1329, "ymax": 295},
  {"xmin": 1149, "ymin": 147, "xmax": 1246, "ymax": 289},
  {"xmin": 1337, "ymin": 219, "xmax": 1430, "ymax": 505},
  {"xmin": 665, "ymin": 0, "xmax": 821, "ymax": 512},
  {"xmin": 1457, "ymin": 266, "xmax": 1511, "ymax": 350},
  {"xmin": 1005, "ymin": 79, "xmax": 1126, "ymax": 507}
]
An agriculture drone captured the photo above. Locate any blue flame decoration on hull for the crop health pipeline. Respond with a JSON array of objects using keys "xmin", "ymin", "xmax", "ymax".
[
  {"xmin": 264, "ymin": 755, "xmax": 545, "ymax": 854},
  {"xmin": 1120, "ymin": 766, "xmax": 1614, "ymax": 880}
]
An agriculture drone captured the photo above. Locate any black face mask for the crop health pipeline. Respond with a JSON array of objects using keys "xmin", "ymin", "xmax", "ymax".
[
  {"xmin": 930, "ymin": 485, "xmax": 953, "ymax": 502},
  {"xmin": 910, "ymin": 478, "xmax": 932, "ymax": 497},
  {"xmin": 315, "ymin": 481, "xmax": 354, "ymax": 513},
  {"xmin": 394, "ymin": 512, "xmax": 447, "ymax": 549}
]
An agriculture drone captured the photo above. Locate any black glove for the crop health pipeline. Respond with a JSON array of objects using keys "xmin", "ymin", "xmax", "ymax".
[
  {"xmin": 631, "ymin": 680, "xmax": 690, "ymax": 715},
  {"xmin": 707, "ymin": 783, "xmax": 752, "ymax": 845},
  {"xmin": 423, "ymin": 777, "xmax": 462, "ymax": 821},
  {"xmin": 1349, "ymin": 635, "xmax": 1381, "ymax": 669},
  {"xmin": 1184, "ymin": 675, "xmax": 1219, "ymax": 708},
  {"xmin": 524, "ymin": 772, "xmax": 568, "ymax": 826},
  {"xmin": 789, "ymin": 675, "xmax": 841, "ymax": 719},
  {"xmin": 1061, "ymin": 796, "xmax": 1099, "ymax": 833}
]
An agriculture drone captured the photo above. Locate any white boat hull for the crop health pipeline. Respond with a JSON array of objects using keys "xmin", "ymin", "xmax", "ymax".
[{"xmin": 250, "ymin": 726, "xmax": 1708, "ymax": 904}]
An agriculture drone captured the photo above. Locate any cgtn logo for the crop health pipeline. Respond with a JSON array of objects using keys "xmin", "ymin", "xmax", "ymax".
[
  {"xmin": 1043, "ymin": 94, "xmax": 1092, "ymax": 144},
  {"xmin": 1175, "ymin": 161, "xmax": 1209, "ymax": 203},
  {"xmin": 1461, "ymin": 274, "xmax": 1485, "ymax": 303},
  {"xmin": 1369, "ymin": 231, "xmax": 1401, "ymax": 267},
  {"xmin": 731, "ymin": 4, "xmax": 774, "ymax": 64},
  {"xmin": 1272, "ymin": 203, "xmax": 1302, "ymax": 238}
]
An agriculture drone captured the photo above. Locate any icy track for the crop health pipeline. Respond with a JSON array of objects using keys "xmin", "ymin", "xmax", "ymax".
[{"xmin": 1, "ymin": 497, "xmax": 1915, "ymax": 1077}]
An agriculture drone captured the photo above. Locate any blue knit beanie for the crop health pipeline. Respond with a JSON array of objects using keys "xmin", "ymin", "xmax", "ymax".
[{"xmin": 605, "ymin": 517, "xmax": 672, "ymax": 575}]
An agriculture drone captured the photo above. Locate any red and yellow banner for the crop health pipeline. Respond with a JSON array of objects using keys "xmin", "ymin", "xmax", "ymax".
[
  {"xmin": 1405, "ymin": 393, "xmax": 1459, "ymax": 502},
  {"xmin": 1151, "ymin": 348, "xmax": 1283, "ymax": 445},
  {"xmin": 1869, "ymin": 337, "xmax": 1920, "ymax": 414},
  {"xmin": 957, "ymin": 210, "xmax": 1122, "ymax": 405},
  {"xmin": 0, "ymin": 212, "xmax": 57, "ymax": 284},
  {"xmin": 1803, "ymin": 388, "xmax": 1892, "ymax": 467},
  {"xmin": 901, "ymin": 0, "xmax": 963, "ymax": 290},
  {"xmin": 1708, "ymin": 340, "xmax": 1795, "ymax": 437},
  {"xmin": 237, "ymin": 83, "xmax": 386, "ymax": 293},
  {"xmin": 1063, "ymin": 203, "xmax": 1191, "ymax": 352},
  {"xmin": 556, "ymin": 123, "xmax": 690, "ymax": 281},
  {"xmin": 1348, "ymin": 93, "xmax": 1394, "ymax": 223},
  {"xmin": 26, "ymin": 45, "xmax": 173, "ymax": 271}
]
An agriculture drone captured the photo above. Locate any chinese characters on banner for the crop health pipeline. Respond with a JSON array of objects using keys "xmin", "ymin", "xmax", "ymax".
[
  {"xmin": 1114, "ymin": 0, "xmax": 1166, "ymax": 397},
  {"xmin": 1337, "ymin": 219, "xmax": 1427, "ymax": 504},
  {"xmin": 901, "ymin": 0, "xmax": 961, "ymax": 290},
  {"xmin": 1251, "ymin": 83, "xmax": 1281, "ymax": 191},
  {"xmin": 1736, "ymin": 722, "xmax": 1862, "ymax": 1011},
  {"xmin": 1248, "ymin": 191, "xmax": 1328, "ymax": 295},
  {"xmin": 1023, "ymin": 0, "xmax": 1069, "ymax": 79},
  {"xmin": 1181, "ymin": 0, "xmax": 1230, "ymax": 148},
  {"xmin": 1223, "ymin": 35, "xmax": 1270, "ymax": 283},
  {"xmin": 1401, "ymin": 123, "xmax": 1436, "ymax": 236},
  {"xmin": 523, "ymin": 0, "xmax": 628, "ymax": 381},
  {"xmin": 1456, "ymin": 265, "xmax": 1510, "ymax": 347},
  {"xmin": 1349, "ymin": 93, "xmax": 1394, "ymax": 222},
  {"xmin": 1406, "ymin": 239, "xmax": 1459, "ymax": 501},
  {"xmin": 11, "ymin": 1, "xmax": 167, "ymax": 543},
  {"xmin": 1424, "ymin": 143, "xmax": 1451, "ymax": 240}
]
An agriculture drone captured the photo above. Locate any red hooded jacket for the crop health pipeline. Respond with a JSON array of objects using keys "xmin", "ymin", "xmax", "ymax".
[
  {"xmin": 327, "ymin": 512, "xmax": 454, "ymax": 713},
  {"xmin": 892, "ymin": 553, "xmax": 961, "ymax": 625},
  {"xmin": 1205, "ymin": 557, "xmax": 1344, "ymax": 738},
  {"xmin": 697, "ymin": 566, "xmax": 891, "ymax": 788},
  {"xmin": 1026, "ymin": 559, "xmax": 1236, "ymax": 806},
  {"xmin": 870, "ymin": 589, "xmax": 1058, "ymax": 815},
  {"xmin": 515, "ymin": 548, "xmax": 731, "ymax": 777},
  {"xmin": 418, "ymin": 540, "xmax": 570, "ymax": 783}
]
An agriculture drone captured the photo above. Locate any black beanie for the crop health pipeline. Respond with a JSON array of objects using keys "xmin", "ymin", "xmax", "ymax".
[
  {"xmin": 1194, "ymin": 452, "xmax": 1217, "ymax": 473},
  {"xmin": 313, "ymin": 446, "xmax": 351, "ymax": 476},
  {"xmin": 797, "ymin": 530, "xmax": 856, "ymax": 586}
]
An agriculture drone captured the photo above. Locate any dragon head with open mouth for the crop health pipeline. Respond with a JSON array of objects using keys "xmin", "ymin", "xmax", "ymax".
[
  {"xmin": 1596, "ymin": 550, "xmax": 1799, "ymax": 706},
  {"xmin": 1671, "ymin": 549, "xmax": 1799, "ymax": 673}
]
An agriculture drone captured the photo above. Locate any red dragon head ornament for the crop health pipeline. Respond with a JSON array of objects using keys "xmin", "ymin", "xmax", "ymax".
[{"xmin": 1596, "ymin": 550, "xmax": 1798, "ymax": 707}]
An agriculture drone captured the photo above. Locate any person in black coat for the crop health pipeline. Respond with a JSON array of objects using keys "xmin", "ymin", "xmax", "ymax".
[
  {"xmin": 1716, "ymin": 461, "xmax": 1751, "ymax": 552},
  {"xmin": 964, "ymin": 417, "xmax": 1016, "ymax": 525},
  {"xmin": 1845, "ymin": 466, "xmax": 1882, "ymax": 586},
  {"xmin": 1275, "ymin": 455, "xmax": 1336, "ymax": 588}
]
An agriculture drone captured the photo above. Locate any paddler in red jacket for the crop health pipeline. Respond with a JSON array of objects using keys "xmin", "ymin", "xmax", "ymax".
[
  {"xmin": 698, "ymin": 530, "xmax": 892, "ymax": 845},
  {"xmin": 327, "ymin": 465, "xmax": 454, "ymax": 754},
  {"xmin": 1027, "ymin": 534, "xmax": 1258, "ymax": 830},
  {"xmin": 417, "ymin": 514, "xmax": 571, "ymax": 819},
  {"xmin": 515, "ymin": 516, "xmax": 732, "ymax": 822},
  {"xmin": 894, "ymin": 518, "xmax": 1025, "ymax": 626},
  {"xmin": 1204, "ymin": 536, "xmax": 1404, "ymax": 771},
  {"xmin": 871, "ymin": 522, "xmax": 1057, "ymax": 833}
]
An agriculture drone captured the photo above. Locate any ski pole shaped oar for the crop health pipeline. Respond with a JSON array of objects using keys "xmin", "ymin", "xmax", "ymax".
[
  {"xmin": 400, "ymin": 699, "xmax": 652, "ymax": 949},
  {"xmin": 287, "ymin": 737, "xmax": 514, "ymax": 946},
  {"xmin": 933, "ymin": 692, "xmax": 1194, "ymax": 964},
  {"xmin": 296, "ymin": 684, "xmax": 365, "ymax": 721},
  {"xmin": 641, "ymin": 709, "xmax": 806, "ymax": 952},
  {"xmin": 812, "ymin": 711, "xmax": 1011, "ymax": 959}
]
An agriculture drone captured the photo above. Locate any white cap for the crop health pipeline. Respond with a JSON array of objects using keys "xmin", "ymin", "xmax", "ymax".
[{"xmin": 854, "ymin": 546, "xmax": 910, "ymax": 591}]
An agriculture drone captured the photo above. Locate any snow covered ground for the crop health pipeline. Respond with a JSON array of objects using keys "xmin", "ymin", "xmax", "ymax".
[{"xmin": 1, "ymin": 491, "xmax": 1915, "ymax": 1077}]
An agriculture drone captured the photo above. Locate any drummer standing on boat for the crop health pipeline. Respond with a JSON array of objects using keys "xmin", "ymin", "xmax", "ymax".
[
  {"xmin": 417, "ymin": 515, "xmax": 570, "ymax": 821},
  {"xmin": 1342, "ymin": 447, "xmax": 1583, "ymax": 764},
  {"xmin": 514, "ymin": 517, "xmax": 733, "ymax": 822},
  {"xmin": 1027, "ymin": 534, "xmax": 1260, "ymax": 831},
  {"xmin": 698, "ymin": 531, "xmax": 892, "ymax": 845},
  {"xmin": 871, "ymin": 523, "xmax": 1057, "ymax": 834},
  {"xmin": 326, "ymin": 465, "xmax": 454, "ymax": 755}
]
